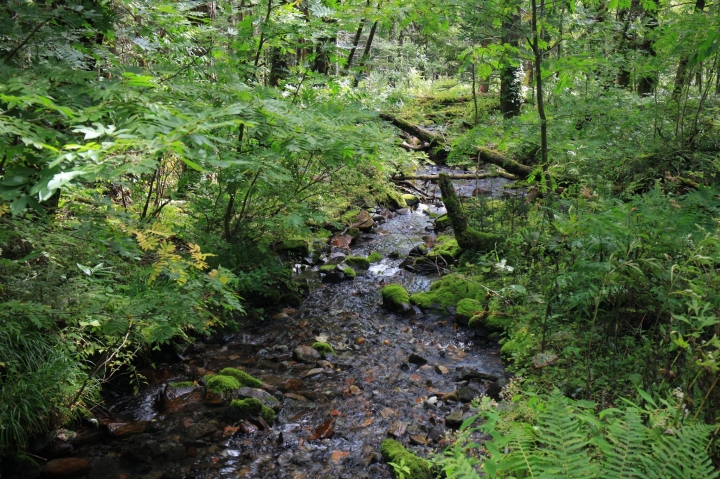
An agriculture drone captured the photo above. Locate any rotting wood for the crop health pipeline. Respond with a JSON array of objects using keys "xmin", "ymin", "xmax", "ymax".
[{"xmin": 379, "ymin": 113, "xmax": 444, "ymax": 145}]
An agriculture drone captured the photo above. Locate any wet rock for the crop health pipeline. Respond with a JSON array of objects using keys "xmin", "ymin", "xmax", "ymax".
[
  {"xmin": 435, "ymin": 365, "xmax": 449, "ymax": 375},
  {"xmin": 43, "ymin": 458, "xmax": 90, "ymax": 478},
  {"xmin": 485, "ymin": 378, "xmax": 508, "ymax": 401},
  {"xmin": 184, "ymin": 422, "xmax": 219, "ymax": 441},
  {"xmin": 88, "ymin": 454, "xmax": 121, "ymax": 479},
  {"xmin": 105, "ymin": 420, "xmax": 148, "ymax": 438},
  {"xmin": 321, "ymin": 271, "xmax": 345, "ymax": 283},
  {"xmin": 163, "ymin": 444, "xmax": 187, "ymax": 462},
  {"xmin": 326, "ymin": 252, "xmax": 346, "ymax": 265},
  {"xmin": 457, "ymin": 386, "xmax": 481, "ymax": 403},
  {"xmin": 233, "ymin": 387, "xmax": 282, "ymax": 411},
  {"xmin": 444, "ymin": 410, "xmax": 465, "ymax": 429},
  {"xmin": 456, "ymin": 367, "xmax": 500, "ymax": 382},
  {"xmin": 293, "ymin": 345, "xmax": 320, "ymax": 363},
  {"xmin": 397, "ymin": 208, "xmax": 410, "ymax": 215},
  {"xmin": 408, "ymin": 245, "xmax": 427, "ymax": 257},
  {"xmin": 352, "ymin": 210, "xmax": 375, "ymax": 231},
  {"xmin": 355, "ymin": 337, "xmax": 366, "ymax": 345},
  {"xmin": 427, "ymin": 426, "xmax": 444, "ymax": 443},
  {"xmin": 410, "ymin": 434, "xmax": 428, "ymax": 445},
  {"xmin": 162, "ymin": 383, "xmax": 202, "ymax": 413},
  {"xmin": 284, "ymin": 393, "xmax": 308, "ymax": 401},
  {"xmin": 408, "ymin": 353, "xmax": 428, "ymax": 365},
  {"xmin": 387, "ymin": 421, "xmax": 407, "ymax": 438},
  {"xmin": 301, "ymin": 367, "xmax": 324, "ymax": 378},
  {"xmin": 381, "ymin": 284, "xmax": 410, "ymax": 313},
  {"xmin": 71, "ymin": 430, "xmax": 103, "ymax": 447},
  {"xmin": 388, "ymin": 250, "xmax": 401, "ymax": 259}
]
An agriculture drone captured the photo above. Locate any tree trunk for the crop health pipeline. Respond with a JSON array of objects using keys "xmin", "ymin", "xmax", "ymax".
[
  {"xmin": 346, "ymin": 21, "xmax": 365, "ymax": 69},
  {"xmin": 672, "ymin": 0, "xmax": 706, "ymax": 101},
  {"xmin": 531, "ymin": 0, "xmax": 553, "ymax": 198},
  {"xmin": 500, "ymin": 7, "xmax": 522, "ymax": 118}
]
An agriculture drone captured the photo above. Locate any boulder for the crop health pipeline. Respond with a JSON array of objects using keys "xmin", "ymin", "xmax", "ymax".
[
  {"xmin": 381, "ymin": 285, "xmax": 410, "ymax": 313},
  {"xmin": 293, "ymin": 345, "xmax": 321, "ymax": 363},
  {"xmin": 43, "ymin": 458, "xmax": 90, "ymax": 478}
]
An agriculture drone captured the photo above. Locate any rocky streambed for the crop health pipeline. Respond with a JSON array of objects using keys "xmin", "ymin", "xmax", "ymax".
[{"xmin": 13, "ymin": 183, "xmax": 510, "ymax": 479}]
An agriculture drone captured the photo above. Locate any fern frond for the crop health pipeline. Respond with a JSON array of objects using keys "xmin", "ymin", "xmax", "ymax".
[
  {"xmin": 598, "ymin": 408, "xmax": 649, "ymax": 479},
  {"xmin": 644, "ymin": 424, "xmax": 718, "ymax": 479}
]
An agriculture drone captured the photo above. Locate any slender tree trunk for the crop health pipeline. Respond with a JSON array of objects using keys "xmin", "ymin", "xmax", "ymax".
[
  {"xmin": 531, "ymin": 0, "xmax": 552, "ymax": 199},
  {"xmin": 500, "ymin": 6, "xmax": 522, "ymax": 118},
  {"xmin": 346, "ymin": 21, "xmax": 365, "ymax": 69},
  {"xmin": 672, "ymin": 0, "xmax": 706, "ymax": 101},
  {"xmin": 353, "ymin": 19, "xmax": 378, "ymax": 86}
]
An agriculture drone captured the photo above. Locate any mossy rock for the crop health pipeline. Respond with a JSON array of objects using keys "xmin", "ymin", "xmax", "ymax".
[
  {"xmin": 402, "ymin": 193, "xmax": 420, "ymax": 207},
  {"xmin": 410, "ymin": 274, "xmax": 485, "ymax": 309},
  {"xmin": 206, "ymin": 374, "xmax": 241, "ymax": 393},
  {"xmin": 276, "ymin": 239, "xmax": 310, "ymax": 257},
  {"xmin": 387, "ymin": 191, "xmax": 408, "ymax": 210},
  {"xmin": 228, "ymin": 398, "xmax": 275, "ymax": 423},
  {"xmin": 312, "ymin": 342, "xmax": 335, "ymax": 357},
  {"xmin": 319, "ymin": 264, "xmax": 339, "ymax": 273},
  {"xmin": 434, "ymin": 215, "xmax": 451, "ymax": 231},
  {"xmin": 428, "ymin": 236, "xmax": 462, "ymax": 262},
  {"xmin": 279, "ymin": 293, "xmax": 302, "ymax": 308},
  {"xmin": 217, "ymin": 368, "xmax": 262, "ymax": 388},
  {"xmin": 342, "ymin": 267, "xmax": 357, "ymax": 279},
  {"xmin": 456, "ymin": 298, "xmax": 484, "ymax": 323},
  {"xmin": 380, "ymin": 439, "xmax": 433, "ymax": 479},
  {"xmin": 169, "ymin": 381, "xmax": 195, "ymax": 389},
  {"xmin": 381, "ymin": 284, "xmax": 410, "ymax": 312},
  {"xmin": 468, "ymin": 312, "xmax": 507, "ymax": 332},
  {"xmin": 347, "ymin": 227, "xmax": 361, "ymax": 238},
  {"xmin": 368, "ymin": 251, "xmax": 382, "ymax": 263},
  {"xmin": 457, "ymin": 229, "xmax": 501, "ymax": 252},
  {"xmin": 346, "ymin": 256, "xmax": 371, "ymax": 270}
]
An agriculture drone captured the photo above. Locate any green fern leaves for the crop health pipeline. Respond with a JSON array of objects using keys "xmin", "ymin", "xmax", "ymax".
[{"xmin": 476, "ymin": 392, "xmax": 718, "ymax": 479}]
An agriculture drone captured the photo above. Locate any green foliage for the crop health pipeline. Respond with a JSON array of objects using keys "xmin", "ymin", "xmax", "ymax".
[{"xmin": 217, "ymin": 368, "xmax": 262, "ymax": 388}]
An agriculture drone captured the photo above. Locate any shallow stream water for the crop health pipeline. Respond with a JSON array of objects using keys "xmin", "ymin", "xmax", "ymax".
[{"xmin": 22, "ymin": 177, "xmax": 508, "ymax": 479}]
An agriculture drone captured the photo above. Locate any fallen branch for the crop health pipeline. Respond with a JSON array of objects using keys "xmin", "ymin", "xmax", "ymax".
[
  {"xmin": 392, "ymin": 171, "xmax": 518, "ymax": 181},
  {"xmin": 379, "ymin": 113, "xmax": 444, "ymax": 146}
]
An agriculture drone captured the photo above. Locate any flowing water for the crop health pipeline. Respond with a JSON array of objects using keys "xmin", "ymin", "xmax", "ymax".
[{"xmin": 21, "ymin": 178, "xmax": 509, "ymax": 479}]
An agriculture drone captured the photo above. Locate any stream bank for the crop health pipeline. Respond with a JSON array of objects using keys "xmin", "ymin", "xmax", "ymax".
[{"xmin": 10, "ymin": 176, "xmax": 510, "ymax": 479}]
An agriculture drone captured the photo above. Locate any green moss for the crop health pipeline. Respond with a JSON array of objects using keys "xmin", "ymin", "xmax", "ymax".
[
  {"xmin": 468, "ymin": 312, "xmax": 507, "ymax": 331},
  {"xmin": 500, "ymin": 330, "xmax": 535, "ymax": 361},
  {"xmin": 206, "ymin": 374, "xmax": 241, "ymax": 392},
  {"xmin": 346, "ymin": 256, "xmax": 371, "ymax": 269},
  {"xmin": 380, "ymin": 439, "xmax": 433, "ymax": 479},
  {"xmin": 382, "ymin": 284, "xmax": 410, "ymax": 312},
  {"xmin": 402, "ymin": 194, "xmax": 419, "ymax": 207},
  {"xmin": 343, "ymin": 267, "xmax": 357, "ymax": 279},
  {"xmin": 347, "ymin": 227, "xmax": 361, "ymax": 238},
  {"xmin": 217, "ymin": 368, "xmax": 263, "ymax": 388},
  {"xmin": 434, "ymin": 215, "xmax": 451, "ymax": 230},
  {"xmin": 279, "ymin": 293, "xmax": 302, "ymax": 307},
  {"xmin": 319, "ymin": 264, "xmax": 338, "ymax": 273},
  {"xmin": 312, "ymin": 342, "xmax": 335, "ymax": 356},
  {"xmin": 410, "ymin": 274, "xmax": 485, "ymax": 309},
  {"xmin": 456, "ymin": 298, "xmax": 483, "ymax": 321},
  {"xmin": 457, "ymin": 229, "xmax": 501, "ymax": 252},
  {"xmin": 229, "ymin": 398, "xmax": 275, "ymax": 423},
  {"xmin": 169, "ymin": 381, "xmax": 195, "ymax": 388},
  {"xmin": 428, "ymin": 236, "xmax": 462, "ymax": 261},
  {"xmin": 387, "ymin": 191, "xmax": 408, "ymax": 209},
  {"xmin": 368, "ymin": 251, "xmax": 382, "ymax": 263}
]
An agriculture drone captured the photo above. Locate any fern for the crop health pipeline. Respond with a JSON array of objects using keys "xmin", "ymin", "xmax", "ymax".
[{"xmin": 442, "ymin": 393, "xmax": 719, "ymax": 479}]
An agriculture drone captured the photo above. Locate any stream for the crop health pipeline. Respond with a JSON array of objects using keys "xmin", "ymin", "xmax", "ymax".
[{"xmin": 18, "ymin": 173, "xmax": 509, "ymax": 479}]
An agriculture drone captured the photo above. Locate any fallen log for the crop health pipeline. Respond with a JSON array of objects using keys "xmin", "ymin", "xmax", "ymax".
[
  {"xmin": 379, "ymin": 113, "xmax": 444, "ymax": 146},
  {"xmin": 392, "ymin": 171, "xmax": 519, "ymax": 181},
  {"xmin": 476, "ymin": 147, "xmax": 534, "ymax": 178}
]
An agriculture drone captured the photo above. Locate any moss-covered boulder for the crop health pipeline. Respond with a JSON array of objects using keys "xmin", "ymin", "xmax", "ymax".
[
  {"xmin": 312, "ymin": 342, "xmax": 335, "ymax": 357},
  {"xmin": 346, "ymin": 256, "xmax": 371, "ymax": 270},
  {"xmin": 368, "ymin": 251, "xmax": 382, "ymax": 263},
  {"xmin": 457, "ymin": 229, "xmax": 500, "ymax": 252},
  {"xmin": 387, "ymin": 191, "xmax": 408, "ymax": 210},
  {"xmin": 217, "ymin": 368, "xmax": 262, "ymax": 388},
  {"xmin": 380, "ymin": 439, "xmax": 433, "ymax": 479},
  {"xmin": 428, "ymin": 236, "xmax": 462, "ymax": 262},
  {"xmin": 347, "ymin": 227, "xmax": 361, "ymax": 238},
  {"xmin": 381, "ymin": 284, "xmax": 410, "ymax": 312},
  {"xmin": 342, "ymin": 267, "xmax": 356, "ymax": 279},
  {"xmin": 468, "ymin": 312, "xmax": 507, "ymax": 332},
  {"xmin": 205, "ymin": 375, "xmax": 241, "ymax": 393},
  {"xmin": 227, "ymin": 398, "xmax": 275, "ymax": 423},
  {"xmin": 456, "ymin": 298, "xmax": 484, "ymax": 325},
  {"xmin": 402, "ymin": 193, "xmax": 420, "ymax": 207},
  {"xmin": 279, "ymin": 293, "xmax": 302, "ymax": 308},
  {"xmin": 319, "ymin": 264, "xmax": 339, "ymax": 273},
  {"xmin": 276, "ymin": 239, "xmax": 310, "ymax": 257},
  {"xmin": 410, "ymin": 274, "xmax": 484, "ymax": 309}
]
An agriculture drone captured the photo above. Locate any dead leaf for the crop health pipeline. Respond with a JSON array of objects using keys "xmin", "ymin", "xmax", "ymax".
[
  {"xmin": 309, "ymin": 417, "xmax": 336, "ymax": 440},
  {"xmin": 363, "ymin": 418, "xmax": 373, "ymax": 427},
  {"xmin": 330, "ymin": 450, "xmax": 350, "ymax": 463}
]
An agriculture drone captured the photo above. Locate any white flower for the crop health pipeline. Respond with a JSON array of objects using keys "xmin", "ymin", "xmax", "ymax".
[{"xmin": 494, "ymin": 259, "xmax": 514, "ymax": 273}]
